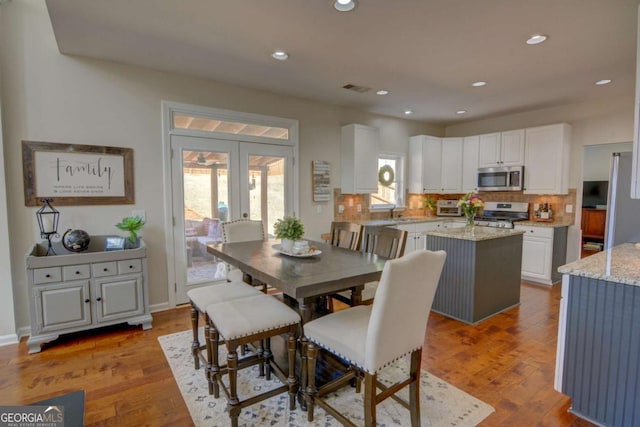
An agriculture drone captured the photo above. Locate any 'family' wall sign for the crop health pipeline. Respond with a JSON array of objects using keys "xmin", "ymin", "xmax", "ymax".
[{"xmin": 22, "ymin": 141, "xmax": 134, "ymax": 206}]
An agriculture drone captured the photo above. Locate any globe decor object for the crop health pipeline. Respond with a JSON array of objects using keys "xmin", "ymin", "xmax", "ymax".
[{"xmin": 62, "ymin": 229, "xmax": 91, "ymax": 252}]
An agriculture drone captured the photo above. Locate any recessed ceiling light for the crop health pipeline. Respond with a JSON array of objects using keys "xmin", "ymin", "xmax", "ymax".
[
  {"xmin": 456, "ymin": 110, "xmax": 467, "ymax": 115},
  {"xmin": 595, "ymin": 79, "xmax": 612, "ymax": 86},
  {"xmin": 376, "ymin": 89, "xmax": 389, "ymax": 95},
  {"xmin": 334, "ymin": 0, "xmax": 356, "ymax": 12},
  {"xmin": 471, "ymin": 81, "xmax": 487, "ymax": 87},
  {"xmin": 526, "ymin": 34, "xmax": 547, "ymax": 45},
  {"xmin": 271, "ymin": 51, "xmax": 289, "ymax": 61},
  {"xmin": 404, "ymin": 109, "xmax": 413, "ymax": 115}
]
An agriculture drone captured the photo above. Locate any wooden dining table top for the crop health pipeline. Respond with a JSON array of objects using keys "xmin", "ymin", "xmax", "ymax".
[{"xmin": 206, "ymin": 239, "xmax": 386, "ymax": 315}]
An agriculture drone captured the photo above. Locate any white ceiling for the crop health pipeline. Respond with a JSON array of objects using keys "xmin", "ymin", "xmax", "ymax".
[{"xmin": 46, "ymin": 0, "xmax": 640, "ymax": 126}]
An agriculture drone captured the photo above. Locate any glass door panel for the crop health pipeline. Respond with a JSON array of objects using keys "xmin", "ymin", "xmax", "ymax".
[
  {"xmin": 171, "ymin": 135, "xmax": 238, "ymax": 303},
  {"xmin": 240, "ymin": 144, "xmax": 293, "ymax": 238}
]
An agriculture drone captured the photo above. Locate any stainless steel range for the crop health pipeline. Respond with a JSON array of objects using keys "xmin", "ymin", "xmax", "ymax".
[{"xmin": 474, "ymin": 201, "xmax": 529, "ymax": 229}]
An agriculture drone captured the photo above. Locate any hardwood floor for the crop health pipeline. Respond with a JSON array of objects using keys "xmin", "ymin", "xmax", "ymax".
[{"xmin": 0, "ymin": 282, "xmax": 594, "ymax": 426}]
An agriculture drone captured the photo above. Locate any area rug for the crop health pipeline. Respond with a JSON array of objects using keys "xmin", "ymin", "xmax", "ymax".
[{"xmin": 159, "ymin": 329, "xmax": 494, "ymax": 426}]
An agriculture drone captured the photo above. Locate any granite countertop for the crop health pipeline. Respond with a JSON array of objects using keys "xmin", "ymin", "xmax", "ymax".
[
  {"xmin": 558, "ymin": 243, "xmax": 640, "ymax": 286},
  {"xmin": 517, "ymin": 220, "xmax": 573, "ymax": 228},
  {"xmin": 362, "ymin": 217, "xmax": 461, "ymax": 226},
  {"xmin": 425, "ymin": 227, "xmax": 525, "ymax": 241}
]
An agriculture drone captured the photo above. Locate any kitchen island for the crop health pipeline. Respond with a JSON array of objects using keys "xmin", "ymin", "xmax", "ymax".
[
  {"xmin": 555, "ymin": 243, "xmax": 640, "ymax": 427},
  {"xmin": 425, "ymin": 226, "xmax": 524, "ymax": 324}
]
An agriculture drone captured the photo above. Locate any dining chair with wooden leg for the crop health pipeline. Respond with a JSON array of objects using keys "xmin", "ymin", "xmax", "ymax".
[
  {"xmin": 302, "ymin": 249, "xmax": 447, "ymax": 427},
  {"xmin": 187, "ymin": 219, "xmax": 267, "ymax": 371},
  {"xmin": 329, "ymin": 221, "xmax": 362, "ymax": 250},
  {"xmin": 334, "ymin": 225, "xmax": 408, "ymax": 306},
  {"xmin": 325, "ymin": 221, "xmax": 362, "ymax": 311}
]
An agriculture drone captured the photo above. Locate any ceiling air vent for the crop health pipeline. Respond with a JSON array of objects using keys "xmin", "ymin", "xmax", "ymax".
[{"xmin": 342, "ymin": 84, "xmax": 372, "ymax": 94}]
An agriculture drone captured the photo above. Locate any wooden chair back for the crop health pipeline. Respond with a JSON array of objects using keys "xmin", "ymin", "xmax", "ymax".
[
  {"xmin": 360, "ymin": 225, "xmax": 407, "ymax": 259},
  {"xmin": 329, "ymin": 222, "xmax": 362, "ymax": 251}
]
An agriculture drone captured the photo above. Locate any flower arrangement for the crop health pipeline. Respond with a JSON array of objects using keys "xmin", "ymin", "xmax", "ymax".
[
  {"xmin": 457, "ymin": 191, "xmax": 484, "ymax": 221},
  {"xmin": 273, "ymin": 216, "xmax": 305, "ymax": 241}
]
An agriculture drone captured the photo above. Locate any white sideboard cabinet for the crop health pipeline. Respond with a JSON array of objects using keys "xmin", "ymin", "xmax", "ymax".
[{"xmin": 26, "ymin": 236, "xmax": 152, "ymax": 353}]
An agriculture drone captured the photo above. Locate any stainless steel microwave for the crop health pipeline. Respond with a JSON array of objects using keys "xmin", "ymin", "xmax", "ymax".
[{"xmin": 477, "ymin": 166, "xmax": 524, "ymax": 191}]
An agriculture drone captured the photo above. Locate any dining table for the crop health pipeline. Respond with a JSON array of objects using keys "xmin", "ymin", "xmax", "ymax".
[{"xmin": 206, "ymin": 239, "xmax": 387, "ymax": 322}]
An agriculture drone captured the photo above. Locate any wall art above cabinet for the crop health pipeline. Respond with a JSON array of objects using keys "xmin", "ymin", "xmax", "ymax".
[{"xmin": 341, "ymin": 124, "xmax": 380, "ymax": 194}]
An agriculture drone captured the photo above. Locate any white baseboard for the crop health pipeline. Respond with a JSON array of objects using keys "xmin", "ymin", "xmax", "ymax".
[
  {"xmin": 0, "ymin": 333, "xmax": 19, "ymax": 347},
  {"xmin": 150, "ymin": 302, "xmax": 172, "ymax": 313}
]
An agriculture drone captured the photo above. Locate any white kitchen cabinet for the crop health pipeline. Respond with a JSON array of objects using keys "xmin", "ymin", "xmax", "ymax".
[
  {"xmin": 341, "ymin": 124, "xmax": 380, "ymax": 193},
  {"xmin": 26, "ymin": 237, "xmax": 152, "ymax": 353},
  {"xmin": 524, "ymin": 123, "xmax": 571, "ymax": 195},
  {"xmin": 515, "ymin": 224, "xmax": 568, "ymax": 285},
  {"xmin": 462, "ymin": 135, "xmax": 480, "ymax": 192},
  {"xmin": 393, "ymin": 221, "xmax": 441, "ymax": 254},
  {"xmin": 409, "ymin": 136, "xmax": 462, "ymax": 193},
  {"xmin": 478, "ymin": 130, "xmax": 525, "ymax": 167}
]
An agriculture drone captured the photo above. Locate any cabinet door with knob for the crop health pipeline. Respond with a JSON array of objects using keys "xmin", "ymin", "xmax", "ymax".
[
  {"xmin": 408, "ymin": 136, "xmax": 462, "ymax": 194},
  {"xmin": 94, "ymin": 274, "xmax": 144, "ymax": 323},
  {"xmin": 478, "ymin": 130, "xmax": 525, "ymax": 167},
  {"xmin": 34, "ymin": 280, "xmax": 92, "ymax": 332}
]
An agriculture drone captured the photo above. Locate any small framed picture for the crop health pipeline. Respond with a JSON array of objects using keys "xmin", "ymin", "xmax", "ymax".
[{"xmin": 105, "ymin": 236, "xmax": 126, "ymax": 251}]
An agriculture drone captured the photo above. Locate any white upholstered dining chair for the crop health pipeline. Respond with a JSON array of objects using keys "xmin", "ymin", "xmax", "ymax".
[
  {"xmin": 220, "ymin": 219, "xmax": 266, "ymax": 285},
  {"xmin": 302, "ymin": 249, "xmax": 447, "ymax": 427}
]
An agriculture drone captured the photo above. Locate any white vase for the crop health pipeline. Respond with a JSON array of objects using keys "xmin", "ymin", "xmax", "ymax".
[{"xmin": 280, "ymin": 238, "xmax": 294, "ymax": 252}]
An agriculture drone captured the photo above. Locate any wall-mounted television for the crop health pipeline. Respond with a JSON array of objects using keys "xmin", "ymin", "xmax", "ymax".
[{"xmin": 582, "ymin": 180, "xmax": 609, "ymax": 208}]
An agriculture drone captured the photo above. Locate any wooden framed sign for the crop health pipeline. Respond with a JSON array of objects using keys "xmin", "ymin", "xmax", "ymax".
[
  {"xmin": 22, "ymin": 141, "xmax": 134, "ymax": 206},
  {"xmin": 312, "ymin": 160, "xmax": 331, "ymax": 202}
]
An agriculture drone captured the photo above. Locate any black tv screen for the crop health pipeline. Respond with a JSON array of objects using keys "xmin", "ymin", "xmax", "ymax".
[{"xmin": 582, "ymin": 180, "xmax": 609, "ymax": 208}]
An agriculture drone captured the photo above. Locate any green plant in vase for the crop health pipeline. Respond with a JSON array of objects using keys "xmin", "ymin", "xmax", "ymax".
[
  {"xmin": 273, "ymin": 216, "xmax": 305, "ymax": 253},
  {"xmin": 423, "ymin": 197, "xmax": 437, "ymax": 216},
  {"xmin": 115, "ymin": 215, "xmax": 145, "ymax": 248}
]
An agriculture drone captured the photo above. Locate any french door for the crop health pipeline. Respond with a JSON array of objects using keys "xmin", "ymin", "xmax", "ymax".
[{"xmin": 171, "ymin": 134, "xmax": 294, "ymax": 303}]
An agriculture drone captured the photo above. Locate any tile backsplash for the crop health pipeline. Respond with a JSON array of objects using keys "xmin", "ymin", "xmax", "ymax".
[{"xmin": 333, "ymin": 188, "xmax": 577, "ymax": 224}]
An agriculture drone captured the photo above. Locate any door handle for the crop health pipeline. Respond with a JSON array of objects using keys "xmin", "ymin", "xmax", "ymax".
[{"xmin": 242, "ymin": 213, "xmax": 248, "ymax": 218}]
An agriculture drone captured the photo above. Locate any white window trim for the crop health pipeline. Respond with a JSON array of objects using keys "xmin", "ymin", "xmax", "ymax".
[{"xmin": 370, "ymin": 151, "xmax": 406, "ymax": 211}]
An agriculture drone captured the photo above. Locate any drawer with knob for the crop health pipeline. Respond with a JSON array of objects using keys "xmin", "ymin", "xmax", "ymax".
[
  {"xmin": 92, "ymin": 262, "xmax": 118, "ymax": 277},
  {"xmin": 62, "ymin": 264, "xmax": 91, "ymax": 281},
  {"xmin": 117, "ymin": 259, "xmax": 142, "ymax": 274},
  {"xmin": 33, "ymin": 267, "xmax": 62, "ymax": 284}
]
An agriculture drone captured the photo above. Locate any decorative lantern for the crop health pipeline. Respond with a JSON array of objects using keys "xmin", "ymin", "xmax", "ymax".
[{"xmin": 36, "ymin": 198, "xmax": 60, "ymax": 255}]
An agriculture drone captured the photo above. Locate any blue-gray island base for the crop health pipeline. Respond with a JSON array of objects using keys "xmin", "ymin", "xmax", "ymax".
[
  {"xmin": 425, "ymin": 227, "xmax": 524, "ymax": 324},
  {"xmin": 556, "ymin": 243, "xmax": 640, "ymax": 427}
]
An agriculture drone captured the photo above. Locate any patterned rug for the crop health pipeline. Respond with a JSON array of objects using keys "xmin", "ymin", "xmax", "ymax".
[{"xmin": 159, "ymin": 329, "xmax": 494, "ymax": 426}]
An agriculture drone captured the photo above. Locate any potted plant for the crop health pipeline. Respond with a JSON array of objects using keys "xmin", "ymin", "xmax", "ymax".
[
  {"xmin": 115, "ymin": 215, "xmax": 145, "ymax": 248},
  {"xmin": 423, "ymin": 197, "xmax": 437, "ymax": 216},
  {"xmin": 273, "ymin": 216, "xmax": 305, "ymax": 253}
]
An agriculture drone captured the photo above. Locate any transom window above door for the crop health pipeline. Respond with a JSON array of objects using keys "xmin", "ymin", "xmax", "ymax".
[{"xmin": 173, "ymin": 114, "xmax": 289, "ymax": 140}]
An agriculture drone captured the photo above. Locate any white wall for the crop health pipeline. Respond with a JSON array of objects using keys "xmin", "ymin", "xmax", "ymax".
[
  {"xmin": 0, "ymin": 1, "xmax": 442, "ymax": 333},
  {"xmin": 0, "ymin": 2, "xmax": 17, "ymax": 344},
  {"xmin": 583, "ymin": 142, "xmax": 633, "ymax": 181},
  {"xmin": 446, "ymin": 96, "xmax": 635, "ymax": 262}
]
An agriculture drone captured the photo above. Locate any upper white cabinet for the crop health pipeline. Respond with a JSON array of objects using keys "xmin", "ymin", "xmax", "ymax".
[
  {"xmin": 478, "ymin": 129, "xmax": 525, "ymax": 167},
  {"xmin": 524, "ymin": 123, "xmax": 571, "ymax": 195},
  {"xmin": 341, "ymin": 124, "xmax": 380, "ymax": 193},
  {"xmin": 409, "ymin": 136, "xmax": 462, "ymax": 193},
  {"xmin": 461, "ymin": 135, "xmax": 479, "ymax": 192}
]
